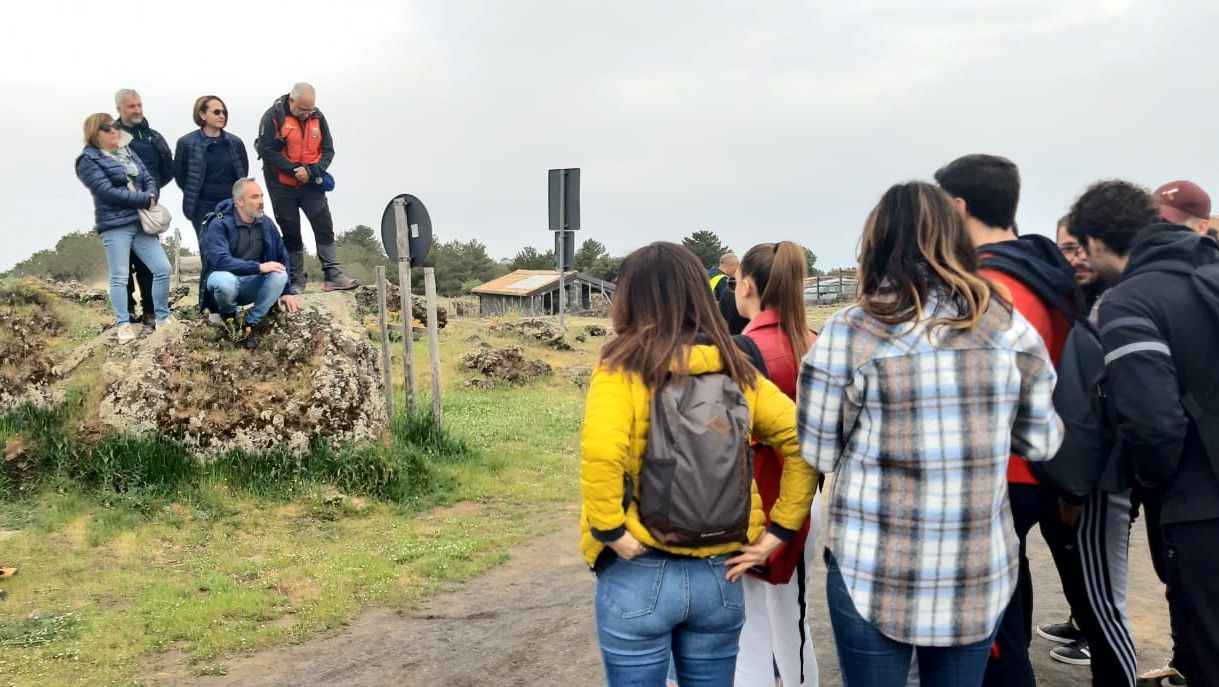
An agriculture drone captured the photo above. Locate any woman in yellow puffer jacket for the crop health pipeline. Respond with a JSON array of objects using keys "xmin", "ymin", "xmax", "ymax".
[{"xmin": 580, "ymin": 242, "xmax": 818, "ymax": 687}]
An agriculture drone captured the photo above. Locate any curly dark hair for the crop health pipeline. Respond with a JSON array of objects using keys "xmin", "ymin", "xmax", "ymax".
[{"xmin": 1067, "ymin": 180, "xmax": 1160, "ymax": 255}]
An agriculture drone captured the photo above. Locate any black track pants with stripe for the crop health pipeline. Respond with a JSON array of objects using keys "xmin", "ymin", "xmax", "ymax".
[{"xmin": 1076, "ymin": 489, "xmax": 1137, "ymax": 687}]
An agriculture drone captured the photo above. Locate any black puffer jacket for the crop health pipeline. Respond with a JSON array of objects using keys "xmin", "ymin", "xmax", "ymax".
[
  {"xmin": 173, "ymin": 129, "xmax": 249, "ymax": 221},
  {"xmin": 1098, "ymin": 224, "xmax": 1219, "ymax": 524},
  {"xmin": 74, "ymin": 145, "xmax": 156, "ymax": 232},
  {"xmin": 115, "ymin": 118, "xmax": 173, "ymax": 189}
]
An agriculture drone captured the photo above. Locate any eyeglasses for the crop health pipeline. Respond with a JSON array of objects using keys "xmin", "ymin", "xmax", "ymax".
[
  {"xmin": 209, "ymin": 108, "xmax": 228, "ymax": 116},
  {"xmin": 1058, "ymin": 244, "xmax": 1085, "ymax": 258},
  {"xmin": 98, "ymin": 124, "xmax": 115, "ymax": 133}
]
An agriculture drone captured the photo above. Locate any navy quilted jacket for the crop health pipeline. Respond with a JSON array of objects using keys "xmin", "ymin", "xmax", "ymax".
[
  {"xmin": 173, "ymin": 129, "xmax": 249, "ymax": 221},
  {"xmin": 74, "ymin": 146, "xmax": 156, "ymax": 233}
]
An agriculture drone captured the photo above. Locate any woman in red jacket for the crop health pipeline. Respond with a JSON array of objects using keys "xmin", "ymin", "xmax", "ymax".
[{"xmin": 734, "ymin": 241, "xmax": 823, "ymax": 687}]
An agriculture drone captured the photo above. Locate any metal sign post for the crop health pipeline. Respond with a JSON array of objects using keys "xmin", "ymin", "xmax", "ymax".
[
  {"xmin": 557, "ymin": 172, "xmax": 566, "ymax": 332},
  {"xmin": 393, "ymin": 198, "xmax": 416, "ymax": 413}
]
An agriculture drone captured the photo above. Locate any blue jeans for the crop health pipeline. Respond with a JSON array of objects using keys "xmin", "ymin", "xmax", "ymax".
[
  {"xmin": 206, "ymin": 271, "xmax": 288, "ymax": 326},
  {"xmin": 100, "ymin": 223, "xmax": 171, "ymax": 325},
  {"xmin": 596, "ymin": 551, "xmax": 745, "ymax": 687},
  {"xmin": 826, "ymin": 553, "xmax": 997, "ymax": 687}
]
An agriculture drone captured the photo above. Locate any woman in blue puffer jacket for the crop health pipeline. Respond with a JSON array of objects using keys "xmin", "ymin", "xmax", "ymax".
[{"xmin": 75, "ymin": 112, "xmax": 172, "ymax": 341}]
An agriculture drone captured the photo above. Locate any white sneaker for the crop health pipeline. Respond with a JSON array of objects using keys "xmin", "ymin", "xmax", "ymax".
[{"xmin": 115, "ymin": 324, "xmax": 138, "ymax": 344}]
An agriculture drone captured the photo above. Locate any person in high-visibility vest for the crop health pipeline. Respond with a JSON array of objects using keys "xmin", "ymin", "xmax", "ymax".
[{"xmin": 711, "ymin": 252, "xmax": 750, "ymax": 334}]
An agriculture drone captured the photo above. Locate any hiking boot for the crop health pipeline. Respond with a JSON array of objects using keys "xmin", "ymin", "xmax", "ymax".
[
  {"xmin": 1037, "ymin": 617, "xmax": 1084, "ymax": 645},
  {"xmin": 288, "ymin": 250, "xmax": 307, "ymax": 292},
  {"xmin": 1049, "ymin": 638, "xmax": 1091, "ymax": 666},
  {"xmin": 221, "ymin": 312, "xmax": 247, "ymax": 344},
  {"xmin": 241, "ymin": 318, "xmax": 272, "ymax": 350},
  {"xmin": 1139, "ymin": 660, "xmax": 1187, "ymax": 686},
  {"xmin": 322, "ymin": 274, "xmax": 359, "ymax": 291}
]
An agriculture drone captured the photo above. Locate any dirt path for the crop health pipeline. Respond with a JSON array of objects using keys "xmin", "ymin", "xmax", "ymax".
[{"xmin": 158, "ymin": 510, "xmax": 1172, "ymax": 686}]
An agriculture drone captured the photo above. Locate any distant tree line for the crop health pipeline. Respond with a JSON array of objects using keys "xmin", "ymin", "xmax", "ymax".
[{"xmin": 5, "ymin": 227, "xmax": 832, "ymax": 296}]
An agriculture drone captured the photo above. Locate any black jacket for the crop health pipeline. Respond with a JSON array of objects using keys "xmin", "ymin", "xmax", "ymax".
[
  {"xmin": 713, "ymin": 275, "xmax": 750, "ymax": 335},
  {"xmin": 115, "ymin": 118, "xmax": 173, "ymax": 189},
  {"xmin": 173, "ymin": 130, "xmax": 249, "ymax": 222},
  {"xmin": 1098, "ymin": 224, "xmax": 1219, "ymax": 524},
  {"xmin": 255, "ymin": 94, "xmax": 335, "ymax": 182}
]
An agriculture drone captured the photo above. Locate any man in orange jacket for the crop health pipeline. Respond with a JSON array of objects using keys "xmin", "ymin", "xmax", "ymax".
[{"xmin": 256, "ymin": 82, "xmax": 357, "ymax": 293}]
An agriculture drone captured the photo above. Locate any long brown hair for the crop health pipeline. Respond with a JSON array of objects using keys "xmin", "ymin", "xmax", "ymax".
[
  {"xmin": 740, "ymin": 241, "xmax": 811, "ymax": 359},
  {"xmin": 857, "ymin": 181, "xmax": 1001, "ymax": 332},
  {"xmin": 600, "ymin": 242, "xmax": 756, "ymax": 389}
]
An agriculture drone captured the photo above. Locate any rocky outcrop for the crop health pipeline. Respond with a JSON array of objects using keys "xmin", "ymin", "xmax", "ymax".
[
  {"xmin": 95, "ymin": 292, "xmax": 386, "ymax": 458},
  {"xmin": 0, "ymin": 284, "xmax": 66, "ymax": 411},
  {"xmin": 460, "ymin": 347, "xmax": 552, "ymax": 389},
  {"xmin": 488, "ymin": 318, "xmax": 573, "ymax": 351},
  {"xmin": 353, "ymin": 285, "xmax": 447, "ymax": 329},
  {"xmin": 0, "ymin": 279, "xmax": 388, "ymax": 459}
]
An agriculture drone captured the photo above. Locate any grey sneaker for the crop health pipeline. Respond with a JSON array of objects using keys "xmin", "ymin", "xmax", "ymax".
[{"xmin": 1049, "ymin": 639, "xmax": 1091, "ymax": 666}]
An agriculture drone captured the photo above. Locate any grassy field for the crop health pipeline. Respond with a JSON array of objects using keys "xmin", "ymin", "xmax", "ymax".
[
  {"xmin": 0, "ymin": 315, "xmax": 603, "ymax": 687},
  {"xmin": 0, "ymin": 304, "xmax": 846, "ymax": 687}
]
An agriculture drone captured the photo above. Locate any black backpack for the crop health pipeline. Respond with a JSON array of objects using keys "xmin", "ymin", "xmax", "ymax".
[
  {"xmin": 978, "ymin": 242, "xmax": 1120, "ymax": 496},
  {"xmin": 1037, "ymin": 319, "xmax": 1120, "ymax": 496}
]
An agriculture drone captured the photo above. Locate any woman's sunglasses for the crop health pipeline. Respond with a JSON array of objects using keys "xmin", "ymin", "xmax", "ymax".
[
  {"xmin": 98, "ymin": 124, "xmax": 116, "ymax": 133},
  {"xmin": 207, "ymin": 108, "xmax": 228, "ymax": 116}
]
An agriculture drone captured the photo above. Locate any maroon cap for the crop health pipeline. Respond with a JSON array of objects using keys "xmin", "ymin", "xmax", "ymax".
[{"xmin": 1155, "ymin": 180, "xmax": 1211, "ymax": 220}]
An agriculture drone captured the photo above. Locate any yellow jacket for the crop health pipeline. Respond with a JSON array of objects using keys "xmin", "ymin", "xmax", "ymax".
[{"xmin": 579, "ymin": 344, "xmax": 818, "ymax": 567}]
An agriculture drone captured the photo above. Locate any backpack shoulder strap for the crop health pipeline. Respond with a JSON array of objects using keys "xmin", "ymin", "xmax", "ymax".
[{"xmin": 733, "ymin": 334, "xmax": 769, "ymax": 377}]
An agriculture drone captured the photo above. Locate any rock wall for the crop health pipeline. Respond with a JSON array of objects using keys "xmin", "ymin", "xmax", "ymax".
[{"xmin": 0, "ymin": 279, "xmax": 388, "ymax": 459}]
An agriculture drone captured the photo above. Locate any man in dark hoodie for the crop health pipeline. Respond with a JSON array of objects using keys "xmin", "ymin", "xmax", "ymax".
[
  {"xmin": 200, "ymin": 179, "xmax": 300, "ymax": 350},
  {"xmin": 1072, "ymin": 180, "xmax": 1219, "ymax": 686},
  {"xmin": 255, "ymin": 82, "xmax": 356, "ymax": 293},
  {"xmin": 114, "ymin": 88, "xmax": 174, "ymax": 326},
  {"xmin": 936, "ymin": 154, "xmax": 1100, "ymax": 687}
]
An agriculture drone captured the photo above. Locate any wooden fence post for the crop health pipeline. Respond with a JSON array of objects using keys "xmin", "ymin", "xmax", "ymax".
[
  {"xmin": 424, "ymin": 268, "xmax": 443, "ymax": 425},
  {"xmin": 375, "ymin": 266, "xmax": 394, "ymax": 420}
]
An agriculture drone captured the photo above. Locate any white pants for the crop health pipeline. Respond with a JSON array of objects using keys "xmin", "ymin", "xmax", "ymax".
[{"xmin": 735, "ymin": 496, "xmax": 823, "ymax": 687}]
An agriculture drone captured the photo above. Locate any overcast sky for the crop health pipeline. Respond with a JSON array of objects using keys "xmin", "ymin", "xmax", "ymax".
[{"xmin": 2, "ymin": 1, "xmax": 1216, "ymax": 273}]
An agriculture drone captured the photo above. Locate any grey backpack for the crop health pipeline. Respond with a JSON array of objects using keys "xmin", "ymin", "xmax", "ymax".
[{"xmin": 633, "ymin": 371, "xmax": 754, "ymax": 547}]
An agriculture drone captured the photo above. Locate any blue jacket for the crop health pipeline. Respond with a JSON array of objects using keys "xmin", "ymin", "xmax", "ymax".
[
  {"xmin": 199, "ymin": 199, "xmax": 297, "ymax": 312},
  {"xmin": 173, "ymin": 129, "xmax": 249, "ymax": 222},
  {"xmin": 74, "ymin": 145, "xmax": 156, "ymax": 233},
  {"xmin": 116, "ymin": 118, "xmax": 174, "ymax": 189}
]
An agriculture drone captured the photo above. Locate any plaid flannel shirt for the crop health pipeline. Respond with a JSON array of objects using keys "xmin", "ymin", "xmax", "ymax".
[{"xmin": 799, "ymin": 293, "xmax": 1062, "ymax": 646}]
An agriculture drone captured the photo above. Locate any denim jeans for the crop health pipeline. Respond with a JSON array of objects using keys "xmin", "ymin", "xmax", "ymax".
[
  {"xmin": 596, "ymin": 551, "xmax": 745, "ymax": 687},
  {"xmin": 99, "ymin": 223, "xmax": 171, "ymax": 325},
  {"xmin": 826, "ymin": 553, "xmax": 997, "ymax": 687},
  {"xmin": 206, "ymin": 271, "xmax": 288, "ymax": 326}
]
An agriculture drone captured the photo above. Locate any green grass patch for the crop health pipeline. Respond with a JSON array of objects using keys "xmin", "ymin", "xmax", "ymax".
[{"xmin": 0, "ymin": 317, "xmax": 589, "ymax": 686}]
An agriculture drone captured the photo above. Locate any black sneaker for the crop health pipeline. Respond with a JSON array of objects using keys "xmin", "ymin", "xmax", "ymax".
[
  {"xmin": 241, "ymin": 318, "xmax": 271, "ymax": 350},
  {"xmin": 1049, "ymin": 639, "xmax": 1091, "ymax": 667},
  {"xmin": 1037, "ymin": 618, "xmax": 1084, "ymax": 645}
]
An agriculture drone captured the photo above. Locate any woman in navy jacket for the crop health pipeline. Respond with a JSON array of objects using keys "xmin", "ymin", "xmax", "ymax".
[
  {"xmin": 74, "ymin": 112, "xmax": 172, "ymax": 341},
  {"xmin": 174, "ymin": 95, "xmax": 248, "ymax": 235}
]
